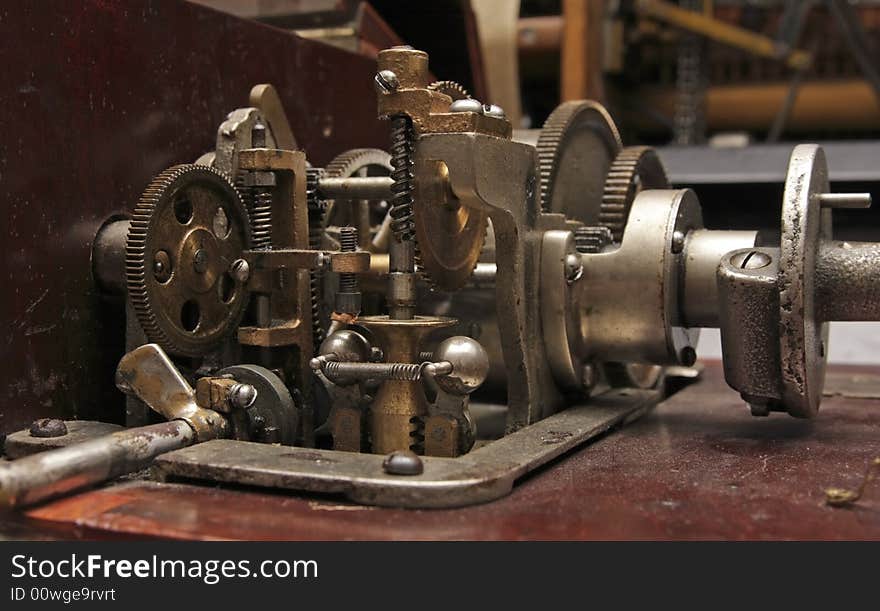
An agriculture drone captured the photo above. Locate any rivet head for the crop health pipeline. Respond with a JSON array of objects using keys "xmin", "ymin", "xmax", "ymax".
[
  {"xmin": 382, "ymin": 450, "xmax": 423, "ymax": 476},
  {"xmin": 449, "ymin": 98, "xmax": 483, "ymax": 114},
  {"xmin": 29, "ymin": 418, "xmax": 68, "ymax": 438}
]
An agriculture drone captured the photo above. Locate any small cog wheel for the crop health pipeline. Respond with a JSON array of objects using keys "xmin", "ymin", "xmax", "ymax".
[
  {"xmin": 427, "ymin": 80, "xmax": 470, "ymax": 101},
  {"xmin": 600, "ymin": 146, "xmax": 669, "ymax": 242},
  {"xmin": 126, "ymin": 164, "xmax": 251, "ymax": 357}
]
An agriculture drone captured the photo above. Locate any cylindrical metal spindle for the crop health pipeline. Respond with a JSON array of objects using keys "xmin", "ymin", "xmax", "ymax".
[
  {"xmin": 816, "ymin": 240, "xmax": 880, "ymax": 321},
  {"xmin": 317, "ymin": 176, "xmax": 394, "ymax": 201}
]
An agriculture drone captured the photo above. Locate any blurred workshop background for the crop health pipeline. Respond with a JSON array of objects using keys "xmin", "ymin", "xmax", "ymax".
[{"xmin": 193, "ymin": 0, "xmax": 880, "ymax": 362}]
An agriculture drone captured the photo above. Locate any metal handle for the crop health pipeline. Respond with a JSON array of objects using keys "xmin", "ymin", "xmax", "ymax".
[
  {"xmin": 0, "ymin": 421, "xmax": 194, "ymax": 508},
  {"xmin": 0, "ymin": 344, "xmax": 227, "ymax": 509}
]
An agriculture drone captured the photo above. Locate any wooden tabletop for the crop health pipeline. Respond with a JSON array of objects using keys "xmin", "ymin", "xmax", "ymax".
[{"xmin": 10, "ymin": 362, "xmax": 880, "ymax": 540}]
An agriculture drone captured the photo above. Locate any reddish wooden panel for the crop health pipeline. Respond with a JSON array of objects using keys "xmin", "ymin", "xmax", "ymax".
[{"xmin": 0, "ymin": 0, "xmax": 386, "ymax": 434}]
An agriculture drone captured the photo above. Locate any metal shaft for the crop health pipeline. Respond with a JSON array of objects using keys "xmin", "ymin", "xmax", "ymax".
[
  {"xmin": 317, "ymin": 176, "xmax": 394, "ymax": 201},
  {"xmin": 0, "ymin": 420, "xmax": 195, "ymax": 508},
  {"xmin": 322, "ymin": 360, "xmax": 452, "ymax": 383},
  {"xmin": 816, "ymin": 240, "xmax": 880, "ymax": 322}
]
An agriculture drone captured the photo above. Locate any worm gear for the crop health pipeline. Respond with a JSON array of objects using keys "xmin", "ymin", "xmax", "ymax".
[
  {"xmin": 600, "ymin": 146, "xmax": 670, "ymax": 242},
  {"xmin": 126, "ymin": 164, "xmax": 251, "ymax": 357},
  {"xmin": 536, "ymin": 100, "xmax": 622, "ymax": 224},
  {"xmin": 412, "ymin": 82, "xmax": 486, "ymax": 291}
]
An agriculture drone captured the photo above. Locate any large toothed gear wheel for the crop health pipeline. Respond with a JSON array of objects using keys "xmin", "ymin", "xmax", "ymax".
[
  {"xmin": 323, "ymin": 148, "xmax": 394, "ymax": 236},
  {"xmin": 600, "ymin": 146, "xmax": 669, "ymax": 242},
  {"xmin": 126, "ymin": 164, "xmax": 251, "ymax": 357},
  {"xmin": 537, "ymin": 100, "xmax": 622, "ymax": 223}
]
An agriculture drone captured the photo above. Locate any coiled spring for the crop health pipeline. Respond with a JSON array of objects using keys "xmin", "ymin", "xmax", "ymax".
[
  {"xmin": 322, "ymin": 361, "xmax": 424, "ymax": 382},
  {"xmin": 249, "ymin": 188, "xmax": 273, "ymax": 250},
  {"xmin": 306, "ymin": 168, "xmax": 325, "ymax": 348},
  {"xmin": 388, "ymin": 116, "xmax": 416, "ymax": 241},
  {"xmin": 338, "ymin": 226, "xmax": 358, "ymax": 294}
]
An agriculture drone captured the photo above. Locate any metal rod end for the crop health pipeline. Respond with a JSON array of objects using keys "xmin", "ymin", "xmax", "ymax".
[{"xmin": 819, "ymin": 193, "xmax": 872, "ymax": 209}]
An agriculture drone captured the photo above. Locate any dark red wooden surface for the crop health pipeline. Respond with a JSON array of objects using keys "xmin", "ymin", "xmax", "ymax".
[
  {"xmin": 14, "ymin": 363, "xmax": 880, "ymax": 540},
  {"xmin": 0, "ymin": 0, "xmax": 386, "ymax": 434}
]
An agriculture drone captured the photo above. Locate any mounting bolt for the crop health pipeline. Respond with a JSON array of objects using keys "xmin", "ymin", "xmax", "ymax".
[
  {"xmin": 449, "ymin": 98, "xmax": 483, "ymax": 114},
  {"xmin": 229, "ymin": 383, "xmax": 258, "ymax": 409},
  {"xmin": 382, "ymin": 450, "xmax": 424, "ymax": 476},
  {"xmin": 671, "ymin": 230, "xmax": 686, "ymax": 254},
  {"xmin": 374, "ymin": 70, "xmax": 399, "ymax": 94},
  {"xmin": 483, "ymin": 104, "xmax": 506, "ymax": 119},
  {"xmin": 29, "ymin": 418, "xmax": 68, "ymax": 438},
  {"xmin": 153, "ymin": 250, "xmax": 171, "ymax": 282},
  {"xmin": 230, "ymin": 258, "xmax": 250, "ymax": 283},
  {"xmin": 564, "ymin": 253, "xmax": 583, "ymax": 284},
  {"xmin": 730, "ymin": 250, "xmax": 772, "ymax": 270},
  {"xmin": 193, "ymin": 249, "xmax": 209, "ymax": 273}
]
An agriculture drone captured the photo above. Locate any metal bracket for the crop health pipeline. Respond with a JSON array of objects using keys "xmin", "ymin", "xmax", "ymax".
[{"xmin": 153, "ymin": 387, "xmax": 658, "ymax": 509}]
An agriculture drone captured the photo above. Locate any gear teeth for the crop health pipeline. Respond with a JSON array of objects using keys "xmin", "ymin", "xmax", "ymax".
[
  {"xmin": 599, "ymin": 146, "xmax": 669, "ymax": 242},
  {"xmin": 126, "ymin": 163, "xmax": 247, "ymax": 357},
  {"xmin": 575, "ymin": 226, "xmax": 613, "ymax": 254},
  {"xmin": 536, "ymin": 100, "xmax": 622, "ymax": 214},
  {"xmin": 325, "ymin": 148, "xmax": 393, "ymax": 180},
  {"xmin": 427, "ymin": 80, "xmax": 470, "ymax": 101},
  {"xmin": 306, "ymin": 167, "xmax": 326, "ymax": 350}
]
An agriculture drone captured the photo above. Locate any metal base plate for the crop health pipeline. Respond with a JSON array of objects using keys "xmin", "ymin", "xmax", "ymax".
[{"xmin": 153, "ymin": 388, "xmax": 659, "ymax": 508}]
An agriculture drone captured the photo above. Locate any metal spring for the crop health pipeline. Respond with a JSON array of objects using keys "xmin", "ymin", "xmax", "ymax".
[
  {"xmin": 338, "ymin": 226, "xmax": 358, "ymax": 293},
  {"xmin": 306, "ymin": 168, "xmax": 325, "ymax": 348},
  {"xmin": 322, "ymin": 361, "xmax": 425, "ymax": 382},
  {"xmin": 388, "ymin": 116, "xmax": 416, "ymax": 241},
  {"xmin": 250, "ymin": 188, "xmax": 273, "ymax": 250}
]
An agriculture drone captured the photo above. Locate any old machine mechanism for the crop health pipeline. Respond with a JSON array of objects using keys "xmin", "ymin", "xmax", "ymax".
[{"xmin": 2, "ymin": 47, "xmax": 880, "ymax": 510}]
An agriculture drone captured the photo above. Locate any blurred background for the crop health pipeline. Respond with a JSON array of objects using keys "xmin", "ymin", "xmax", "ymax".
[{"xmin": 194, "ymin": 0, "xmax": 880, "ymax": 362}]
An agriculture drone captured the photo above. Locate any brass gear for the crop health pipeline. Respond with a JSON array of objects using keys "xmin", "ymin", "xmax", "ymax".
[
  {"xmin": 537, "ymin": 100, "xmax": 622, "ymax": 223},
  {"xmin": 600, "ymin": 146, "xmax": 669, "ymax": 242},
  {"xmin": 126, "ymin": 164, "xmax": 251, "ymax": 357},
  {"xmin": 413, "ymin": 162, "xmax": 488, "ymax": 291},
  {"xmin": 427, "ymin": 80, "xmax": 470, "ymax": 101}
]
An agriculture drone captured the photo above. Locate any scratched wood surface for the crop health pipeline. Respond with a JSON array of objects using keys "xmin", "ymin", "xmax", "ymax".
[{"xmin": 9, "ymin": 363, "xmax": 879, "ymax": 540}]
